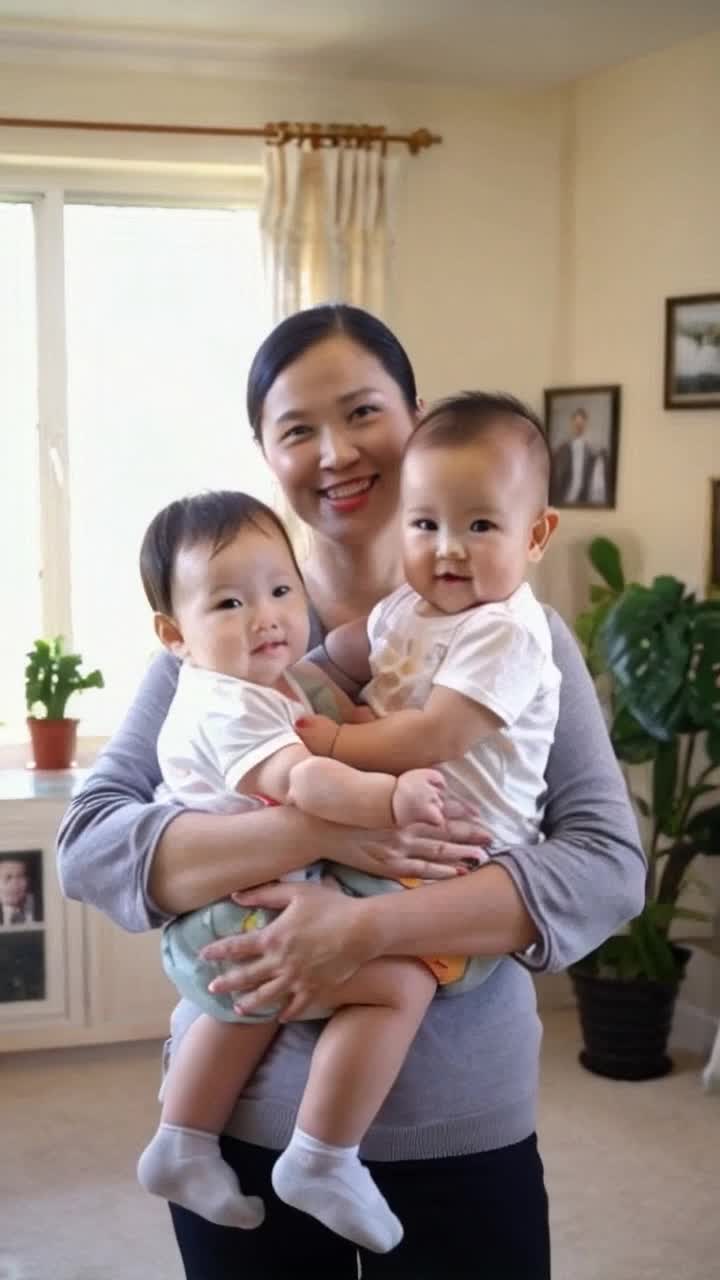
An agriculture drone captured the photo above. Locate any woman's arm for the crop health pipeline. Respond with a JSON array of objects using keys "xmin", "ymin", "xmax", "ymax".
[
  {"xmin": 203, "ymin": 865, "xmax": 537, "ymax": 1018},
  {"xmin": 56, "ymin": 651, "xmax": 181, "ymax": 932},
  {"xmin": 201, "ymin": 610, "xmax": 647, "ymax": 1011},
  {"xmin": 490, "ymin": 609, "xmax": 647, "ymax": 972},
  {"xmin": 56, "ymin": 653, "xmax": 486, "ymax": 930}
]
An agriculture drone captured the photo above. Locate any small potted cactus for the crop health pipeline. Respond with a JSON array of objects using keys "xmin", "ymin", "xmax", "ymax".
[{"xmin": 25, "ymin": 636, "xmax": 104, "ymax": 770}]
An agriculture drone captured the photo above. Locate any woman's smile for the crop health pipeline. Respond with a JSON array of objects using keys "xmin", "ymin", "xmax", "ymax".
[{"xmin": 318, "ymin": 475, "xmax": 379, "ymax": 512}]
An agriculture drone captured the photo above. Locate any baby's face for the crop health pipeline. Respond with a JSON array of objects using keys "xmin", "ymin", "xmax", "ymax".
[
  {"xmin": 168, "ymin": 521, "xmax": 310, "ymax": 685},
  {"xmin": 0, "ymin": 861, "xmax": 29, "ymax": 907},
  {"xmin": 401, "ymin": 435, "xmax": 552, "ymax": 615}
]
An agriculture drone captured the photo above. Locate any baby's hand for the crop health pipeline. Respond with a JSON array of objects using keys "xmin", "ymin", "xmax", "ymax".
[
  {"xmin": 295, "ymin": 714, "xmax": 339, "ymax": 757},
  {"xmin": 392, "ymin": 769, "xmax": 446, "ymax": 828}
]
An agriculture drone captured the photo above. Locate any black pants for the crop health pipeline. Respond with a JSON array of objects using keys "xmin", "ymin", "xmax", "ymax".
[{"xmin": 170, "ymin": 1133, "xmax": 551, "ymax": 1279}]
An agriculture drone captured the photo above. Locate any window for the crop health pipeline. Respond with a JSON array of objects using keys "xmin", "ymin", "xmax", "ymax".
[
  {"xmin": 0, "ymin": 203, "xmax": 41, "ymax": 738},
  {"xmin": 1, "ymin": 192, "xmax": 271, "ymax": 742}
]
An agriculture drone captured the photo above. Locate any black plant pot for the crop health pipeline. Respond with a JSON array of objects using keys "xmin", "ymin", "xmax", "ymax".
[{"xmin": 569, "ymin": 945, "xmax": 691, "ymax": 1081}]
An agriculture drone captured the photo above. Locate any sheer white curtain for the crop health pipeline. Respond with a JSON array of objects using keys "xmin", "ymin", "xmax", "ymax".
[{"xmin": 260, "ymin": 140, "xmax": 402, "ymax": 322}]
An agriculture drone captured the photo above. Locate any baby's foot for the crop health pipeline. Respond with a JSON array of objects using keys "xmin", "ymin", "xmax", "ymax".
[
  {"xmin": 272, "ymin": 1141, "xmax": 403, "ymax": 1253},
  {"xmin": 138, "ymin": 1124, "xmax": 264, "ymax": 1229},
  {"xmin": 392, "ymin": 768, "xmax": 446, "ymax": 827}
]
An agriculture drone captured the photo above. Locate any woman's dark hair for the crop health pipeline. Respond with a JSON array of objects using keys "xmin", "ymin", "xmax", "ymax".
[
  {"xmin": 140, "ymin": 490, "xmax": 301, "ymax": 616},
  {"xmin": 246, "ymin": 304, "xmax": 418, "ymax": 442}
]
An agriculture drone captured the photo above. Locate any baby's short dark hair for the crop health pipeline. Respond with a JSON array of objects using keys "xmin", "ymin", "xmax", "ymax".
[
  {"xmin": 406, "ymin": 391, "xmax": 551, "ymax": 503},
  {"xmin": 140, "ymin": 490, "xmax": 300, "ymax": 616}
]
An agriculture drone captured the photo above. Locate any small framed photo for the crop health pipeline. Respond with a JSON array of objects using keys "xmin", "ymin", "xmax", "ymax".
[
  {"xmin": 664, "ymin": 294, "xmax": 720, "ymax": 409},
  {"xmin": 711, "ymin": 479, "xmax": 720, "ymax": 590},
  {"xmin": 544, "ymin": 385, "xmax": 620, "ymax": 510},
  {"xmin": 0, "ymin": 850, "xmax": 45, "ymax": 1004},
  {"xmin": 0, "ymin": 849, "xmax": 44, "ymax": 929}
]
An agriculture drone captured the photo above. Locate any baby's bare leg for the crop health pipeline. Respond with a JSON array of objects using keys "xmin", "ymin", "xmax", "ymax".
[
  {"xmin": 138, "ymin": 1014, "xmax": 276, "ymax": 1229},
  {"xmin": 272, "ymin": 957, "xmax": 436, "ymax": 1253},
  {"xmin": 163, "ymin": 1013, "xmax": 276, "ymax": 1131},
  {"xmin": 301, "ymin": 957, "xmax": 436, "ymax": 1143}
]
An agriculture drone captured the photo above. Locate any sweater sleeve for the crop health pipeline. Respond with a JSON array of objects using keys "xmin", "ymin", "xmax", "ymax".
[
  {"xmin": 56, "ymin": 651, "xmax": 182, "ymax": 933},
  {"xmin": 492, "ymin": 609, "xmax": 647, "ymax": 973}
]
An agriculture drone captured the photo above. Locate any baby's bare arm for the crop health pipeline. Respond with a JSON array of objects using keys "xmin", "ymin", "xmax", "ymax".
[
  {"xmin": 239, "ymin": 741, "xmax": 442, "ymax": 831},
  {"xmin": 299, "ymin": 686, "xmax": 502, "ymax": 775}
]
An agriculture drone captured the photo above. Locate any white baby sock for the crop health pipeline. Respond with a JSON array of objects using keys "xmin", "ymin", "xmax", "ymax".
[
  {"xmin": 271, "ymin": 1127, "xmax": 403, "ymax": 1253},
  {"xmin": 137, "ymin": 1123, "xmax": 265, "ymax": 1229}
]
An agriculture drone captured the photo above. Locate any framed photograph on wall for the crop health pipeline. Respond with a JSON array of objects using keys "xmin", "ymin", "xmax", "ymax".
[
  {"xmin": 664, "ymin": 293, "xmax": 720, "ymax": 409},
  {"xmin": 544, "ymin": 385, "xmax": 621, "ymax": 510}
]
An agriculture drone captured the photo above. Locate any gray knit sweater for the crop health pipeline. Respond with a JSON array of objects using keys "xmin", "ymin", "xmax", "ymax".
[{"xmin": 56, "ymin": 609, "xmax": 645, "ymax": 1160}]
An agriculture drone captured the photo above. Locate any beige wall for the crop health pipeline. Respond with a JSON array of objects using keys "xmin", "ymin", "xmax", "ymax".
[
  {"xmin": 544, "ymin": 34, "xmax": 720, "ymax": 1026},
  {"xmin": 537, "ymin": 31, "xmax": 720, "ymax": 622}
]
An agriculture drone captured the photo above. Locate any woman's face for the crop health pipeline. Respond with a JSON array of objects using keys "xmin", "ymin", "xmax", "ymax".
[{"xmin": 259, "ymin": 335, "xmax": 418, "ymax": 544}]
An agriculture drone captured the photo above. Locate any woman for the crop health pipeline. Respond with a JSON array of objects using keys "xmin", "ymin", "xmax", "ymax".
[{"xmin": 57, "ymin": 305, "xmax": 645, "ymax": 1279}]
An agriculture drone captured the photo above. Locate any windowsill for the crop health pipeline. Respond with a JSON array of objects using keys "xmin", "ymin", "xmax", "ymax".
[
  {"xmin": 0, "ymin": 736, "xmax": 106, "ymax": 774},
  {"xmin": 0, "ymin": 766, "xmax": 90, "ymax": 802}
]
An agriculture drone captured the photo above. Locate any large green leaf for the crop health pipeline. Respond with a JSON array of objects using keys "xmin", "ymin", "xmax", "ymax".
[
  {"xmin": 589, "ymin": 537, "xmax": 625, "ymax": 592},
  {"xmin": 601, "ymin": 582, "xmax": 693, "ymax": 741},
  {"xmin": 687, "ymin": 610, "xmax": 720, "ymax": 731}
]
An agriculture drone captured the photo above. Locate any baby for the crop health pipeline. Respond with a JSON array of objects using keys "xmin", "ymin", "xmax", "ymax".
[
  {"xmin": 137, "ymin": 490, "xmax": 464, "ymax": 1255},
  {"xmin": 300, "ymin": 389, "xmax": 562, "ymax": 941}
]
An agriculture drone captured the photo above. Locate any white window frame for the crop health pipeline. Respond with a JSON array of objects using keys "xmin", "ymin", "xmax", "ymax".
[{"xmin": 0, "ymin": 160, "xmax": 264, "ymax": 764}]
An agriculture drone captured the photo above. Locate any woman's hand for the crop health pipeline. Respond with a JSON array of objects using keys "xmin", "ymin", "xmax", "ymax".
[
  {"xmin": 336, "ymin": 798, "xmax": 491, "ymax": 881},
  {"xmin": 202, "ymin": 880, "xmax": 375, "ymax": 1021}
]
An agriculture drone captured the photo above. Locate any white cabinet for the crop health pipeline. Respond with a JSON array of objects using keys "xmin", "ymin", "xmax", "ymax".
[{"xmin": 0, "ymin": 770, "xmax": 175, "ymax": 1052}]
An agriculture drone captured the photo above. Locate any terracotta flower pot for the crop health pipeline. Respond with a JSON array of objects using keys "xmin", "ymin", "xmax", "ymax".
[{"xmin": 27, "ymin": 717, "xmax": 79, "ymax": 770}]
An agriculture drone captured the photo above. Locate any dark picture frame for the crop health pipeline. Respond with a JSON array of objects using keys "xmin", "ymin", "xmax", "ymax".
[
  {"xmin": 544, "ymin": 385, "xmax": 621, "ymax": 510},
  {"xmin": 664, "ymin": 293, "xmax": 720, "ymax": 409}
]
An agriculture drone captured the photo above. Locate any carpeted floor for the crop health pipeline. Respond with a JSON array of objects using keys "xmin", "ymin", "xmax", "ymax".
[{"xmin": 0, "ymin": 1009, "xmax": 716, "ymax": 1279}]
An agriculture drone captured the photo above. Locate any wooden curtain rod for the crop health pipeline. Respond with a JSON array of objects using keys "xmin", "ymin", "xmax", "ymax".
[{"xmin": 0, "ymin": 117, "xmax": 441, "ymax": 154}]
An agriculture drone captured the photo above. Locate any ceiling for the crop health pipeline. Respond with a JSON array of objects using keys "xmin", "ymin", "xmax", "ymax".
[{"xmin": 0, "ymin": 0, "xmax": 718, "ymax": 87}]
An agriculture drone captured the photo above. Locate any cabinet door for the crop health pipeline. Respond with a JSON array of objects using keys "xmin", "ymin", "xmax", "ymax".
[
  {"xmin": 85, "ymin": 910, "xmax": 176, "ymax": 1039},
  {"xmin": 0, "ymin": 799, "xmax": 86, "ymax": 1049},
  {"xmin": 0, "ymin": 786, "xmax": 175, "ymax": 1050}
]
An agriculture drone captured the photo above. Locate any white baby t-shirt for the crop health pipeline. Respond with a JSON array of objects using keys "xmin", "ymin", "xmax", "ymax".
[
  {"xmin": 157, "ymin": 663, "xmax": 314, "ymax": 816},
  {"xmin": 363, "ymin": 582, "xmax": 561, "ymax": 848}
]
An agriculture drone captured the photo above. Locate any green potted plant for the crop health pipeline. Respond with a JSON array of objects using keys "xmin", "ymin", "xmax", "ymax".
[
  {"xmin": 570, "ymin": 538, "xmax": 720, "ymax": 1079},
  {"xmin": 25, "ymin": 636, "xmax": 104, "ymax": 770}
]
